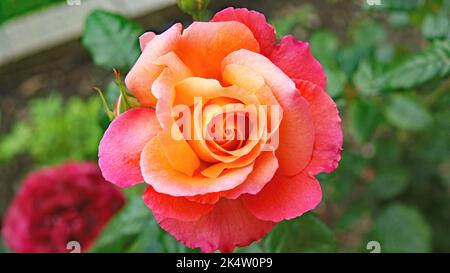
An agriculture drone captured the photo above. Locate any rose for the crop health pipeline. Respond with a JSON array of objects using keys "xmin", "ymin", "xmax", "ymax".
[
  {"xmin": 1, "ymin": 162, "xmax": 125, "ymax": 253},
  {"xmin": 98, "ymin": 7, "xmax": 342, "ymax": 252}
]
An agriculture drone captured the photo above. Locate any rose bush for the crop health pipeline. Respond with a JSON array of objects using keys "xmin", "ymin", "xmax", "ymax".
[
  {"xmin": 98, "ymin": 7, "xmax": 342, "ymax": 252},
  {"xmin": 2, "ymin": 162, "xmax": 125, "ymax": 253}
]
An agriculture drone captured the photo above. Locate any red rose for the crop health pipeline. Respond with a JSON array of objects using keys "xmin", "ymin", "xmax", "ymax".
[{"xmin": 1, "ymin": 162, "xmax": 125, "ymax": 253}]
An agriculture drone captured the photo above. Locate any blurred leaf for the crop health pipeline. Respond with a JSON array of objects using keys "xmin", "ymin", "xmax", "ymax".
[
  {"xmin": 91, "ymin": 190, "xmax": 192, "ymax": 253},
  {"xmin": 0, "ymin": 122, "xmax": 32, "ymax": 163},
  {"xmin": 349, "ymin": 99, "xmax": 381, "ymax": 144},
  {"xmin": 369, "ymin": 167, "xmax": 409, "ymax": 199},
  {"xmin": 0, "ymin": 94, "xmax": 102, "ymax": 166},
  {"xmin": 374, "ymin": 136, "xmax": 402, "ymax": 164},
  {"xmin": 0, "ymin": 0, "xmax": 65, "ymax": 25},
  {"xmin": 320, "ymin": 151, "xmax": 368, "ymax": 202},
  {"xmin": 310, "ymin": 30, "xmax": 339, "ymax": 67},
  {"xmin": 325, "ymin": 67, "xmax": 347, "ymax": 98},
  {"xmin": 353, "ymin": 60, "xmax": 380, "ymax": 95},
  {"xmin": 125, "ymin": 219, "xmax": 165, "ymax": 253},
  {"xmin": 388, "ymin": 11, "xmax": 411, "ymax": 28},
  {"xmin": 375, "ymin": 40, "xmax": 450, "ymax": 90},
  {"xmin": 375, "ymin": 43, "xmax": 395, "ymax": 64},
  {"xmin": 271, "ymin": 4, "xmax": 318, "ymax": 38},
  {"xmin": 82, "ymin": 10, "xmax": 143, "ymax": 70},
  {"xmin": 264, "ymin": 214, "xmax": 336, "ymax": 252},
  {"xmin": 235, "ymin": 242, "xmax": 263, "ymax": 253},
  {"xmin": 422, "ymin": 13, "xmax": 450, "ymax": 40},
  {"xmin": 338, "ymin": 20, "xmax": 386, "ymax": 76},
  {"xmin": 352, "ymin": 19, "xmax": 386, "ymax": 50},
  {"xmin": 336, "ymin": 200, "xmax": 372, "ymax": 232},
  {"xmin": 368, "ymin": 204, "xmax": 431, "ymax": 252},
  {"xmin": 310, "ymin": 30, "xmax": 346, "ymax": 97},
  {"xmin": 337, "ymin": 46, "xmax": 369, "ymax": 76},
  {"xmin": 90, "ymin": 196, "xmax": 154, "ymax": 252},
  {"xmin": 384, "ymin": 94, "xmax": 432, "ymax": 131}
]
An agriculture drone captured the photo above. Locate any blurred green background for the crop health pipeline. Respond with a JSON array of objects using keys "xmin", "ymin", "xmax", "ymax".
[{"xmin": 0, "ymin": 0, "xmax": 449, "ymax": 252}]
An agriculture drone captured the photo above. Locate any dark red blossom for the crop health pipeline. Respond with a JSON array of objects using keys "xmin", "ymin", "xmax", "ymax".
[{"xmin": 2, "ymin": 162, "xmax": 125, "ymax": 253}]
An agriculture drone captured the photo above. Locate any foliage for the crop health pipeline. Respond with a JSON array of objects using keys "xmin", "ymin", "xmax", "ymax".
[
  {"xmin": 368, "ymin": 204, "xmax": 432, "ymax": 252},
  {"xmin": 0, "ymin": 0, "xmax": 65, "ymax": 26},
  {"xmin": 91, "ymin": 185, "xmax": 194, "ymax": 253},
  {"xmin": 263, "ymin": 214, "xmax": 337, "ymax": 253},
  {"xmin": 82, "ymin": 10, "xmax": 143, "ymax": 70},
  {"xmin": 0, "ymin": 93, "xmax": 102, "ymax": 166},
  {"xmin": 310, "ymin": 0, "xmax": 449, "ymax": 253}
]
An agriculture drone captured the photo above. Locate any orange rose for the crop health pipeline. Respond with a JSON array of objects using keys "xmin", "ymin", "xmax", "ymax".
[{"xmin": 99, "ymin": 7, "xmax": 342, "ymax": 252}]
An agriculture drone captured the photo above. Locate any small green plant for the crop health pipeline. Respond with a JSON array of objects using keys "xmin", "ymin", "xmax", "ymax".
[{"xmin": 0, "ymin": 93, "xmax": 102, "ymax": 166}]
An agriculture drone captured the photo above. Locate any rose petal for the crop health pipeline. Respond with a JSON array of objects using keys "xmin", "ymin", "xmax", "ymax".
[
  {"xmin": 211, "ymin": 7, "xmax": 275, "ymax": 57},
  {"xmin": 175, "ymin": 77, "xmax": 263, "ymax": 163},
  {"xmin": 242, "ymin": 171, "xmax": 322, "ymax": 222},
  {"xmin": 153, "ymin": 51, "xmax": 193, "ymax": 82},
  {"xmin": 125, "ymin": 23, "xmax": 182, "ymax": 106},
  {"xmin": 98, "ymin": 108, "xmax": 160, "ymax": 187},
  {"xmin": 139, "ymin": 32, "xmax": 155, "ymax": 51},
  {"xmin": 176, "ymin": 21, "xmax": 259, "ymax": 79},
  {"xmin": 223, "ymin": 151, "xmax": 278, "ymax": 199},
  {"xmin": 140, "ymin": 137, "xmax": 254, "ymax": 196},
  {"xmin": 155, "ymin": 198, "xmax": 275, "ymax": 252},
  {"xmin": 186, "ymin": 151, "xmax": 278, "ymax": 204},
  {"xmin": 295, "ymin": 79, "xmax": 343, "ymax": 174},
  {"xmin": 142, "ymin": 186, "xmax": 213, "ymax": 221},
  {"xmin": 223, "ymin": 49, "xmax": 315, "ymax": 176},
  {"xmin": 152, "ymin": 69, "xmax": 200, "ymax": 176},
  {"xmin": 270, "ymin": 35, "xmax": 326, "ymax": 90}
]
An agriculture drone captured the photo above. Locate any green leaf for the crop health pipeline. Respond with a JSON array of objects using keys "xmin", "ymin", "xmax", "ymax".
[
  {"xmin": 388, "ymin": 11, "xmax": 411, "ymax": 28},
  {"xmin": 335, "ymin": 200, "xmax": 372, "ymax": 232},
  {"xmin": 1, "ymin": 94, "xmax": 102, "ymax": 166},
  {"xmin": 349, "ymin": 99, "xmax": 381, "ymax": 144},
  {"xmin": 384, "ymin": 94, "xmax": 432, "ymax": 131},
  {"xmin": 375, "ymin": 43, "xmax": 395, "ymax": 64},
  {"xmin": 338, "ymin": 20, "xmax": 386, "ymax": 76},
  {"xmin": 125, "ymin": 219, "xmax": 165, "ymax": 253},
  {"xmin": 369, "ymin": 167, "xmax": 409, "ymax": 199},
  {"xmin": 375, "ymin": 40, "xmax": 450, "ymax": 90},
  {"xmin": 353, "ymin": 60, "xmax": 380, "ymax": 95},
  {"xmin": 0, "ymin": 122, "xmax": 32, "ymax": 163},
  {"xmin": 325, "ymin": 66, "xmax": 347, "ymax": 98},
  {"xmin": 90, "ymin": 196, "xmax": 154, "ymax": 252},
  {"xmin": 368, "ymin": 204, "xmax": 431, "ymax": 252},
  {"xmin": 310, "ymin": 31, "xmax": 346, "ymax": 98},
  {"xmin": 352, "ymin": 19, "xmax": 386, "ymax": 50},
  {"xmin": 264, "ymin": 214, "xmax": 336, "ymax": 252},
  {"xmin": 337, "ymin": 45, "xmax": 369, "ymax": 76},
  {"xmin": 271, "ymin": 4, "xmax": 318, "ymax": 38},
  {"xmin": 82, "ymin": 10, "xmax": 143, "ymax": 70},
  {"xmin": 422, "ymin": 13, "xmax": 450, "ymax": 40},
  {"xmin": 310, "ymin": 30, "xmax": 339, "ymax": 68}
]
